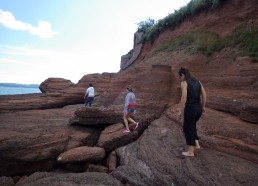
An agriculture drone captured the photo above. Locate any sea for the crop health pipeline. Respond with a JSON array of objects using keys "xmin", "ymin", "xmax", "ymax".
[{"xmin": 0, "ymin": 86, "xmax": 41, "ymax": 95}]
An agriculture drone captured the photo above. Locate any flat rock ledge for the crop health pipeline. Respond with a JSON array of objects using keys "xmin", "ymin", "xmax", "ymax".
[
  {"xmin": 69, "ymin": 106, "xmax": 123, "ymax": 125},
  {"xmin": 97, "ymin": 122, "xmax": 139, "ymax": 151},
  {"xmin": 57, "ymin": 146, "xmax": 105, "ymax": 164}
]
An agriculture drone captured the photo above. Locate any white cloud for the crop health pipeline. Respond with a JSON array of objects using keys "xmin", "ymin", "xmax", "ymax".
[
  {"xmin": 0, "ymin": 44, "xmax": 64, "ymax": 57},
  {"xmin": 0, "ymin": 9, "xmax": 58, "ymax": 39},
  {"xmin": 0, "ymin": 57, "xmax": 38, "ymax": 66},
  {"xmin": 0, "ymin": 44, "xmax": 120, "ymax": 84}
]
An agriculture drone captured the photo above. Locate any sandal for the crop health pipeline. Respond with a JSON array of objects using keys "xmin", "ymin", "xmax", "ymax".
[
  {"xmin": 133, "ymin": 122, "xmax": 139, "ymax": 130},
  {"xmin": 122, "ymin": 129, "xmax": 131, "ymax": 133}
]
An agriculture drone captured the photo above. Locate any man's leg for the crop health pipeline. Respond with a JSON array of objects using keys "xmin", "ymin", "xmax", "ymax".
[
  {"xmin": 85, "ymin": 98, "xmax": 88, "ymax": 106},
  {"xmin": 89, "ymin": 97, "xmax": 94, "ymax": 107}
]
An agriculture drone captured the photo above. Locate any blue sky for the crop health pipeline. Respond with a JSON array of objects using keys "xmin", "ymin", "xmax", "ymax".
[{"xmin": 0, "ymin": 0, "xmax": 190, "ymax": 84}]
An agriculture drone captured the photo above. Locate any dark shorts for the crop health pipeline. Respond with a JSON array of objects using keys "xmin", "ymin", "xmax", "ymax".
[{"xmin": 127, "ymin": 108, "xmax": 135, "ymax": 113}]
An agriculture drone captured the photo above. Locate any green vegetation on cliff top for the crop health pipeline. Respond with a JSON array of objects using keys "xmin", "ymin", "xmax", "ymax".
[
  {"xmin": 137, "ymin": 0, "xmax": 227, "ymax": 43},
  {"xmin": 145, "ymin": 24, "xmax": 258, "ymax": 62},
  {"xmin": 136, "ymin": 0, "xmax": 258, "ymax": 62}
]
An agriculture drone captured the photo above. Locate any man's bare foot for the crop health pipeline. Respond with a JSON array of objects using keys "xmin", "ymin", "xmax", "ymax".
[
  {"xmin": 194, "ymin": 146, "xmax": 200, "ymax": 154},
  {"xmin": 195, "ymin": 145, "xmax": 200, "ymax": 149},
  {"xmin": 182, "ymin": 151, "xmax": 194, "ymax": 157},
  {"xmin": 194, "ymin": 140, "xmax": 200, "ymax": 154},
  {"xmin": 195, "ymin": 140, "xmax": 200, "ymax": 148}
]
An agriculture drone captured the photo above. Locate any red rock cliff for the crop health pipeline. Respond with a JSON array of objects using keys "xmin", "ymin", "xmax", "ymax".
[{"xmin": 0, "ymin": 0, "xmax": 258, "ymax": 185}]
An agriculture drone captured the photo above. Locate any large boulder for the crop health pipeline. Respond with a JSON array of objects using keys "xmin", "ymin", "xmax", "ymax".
[
  {"xmin": 15, "ymin": 172, "xmax": 121, "ymax": 186},
  {"xmin": 0, "ymin": 105, "xmax": 101, "ymax": 176},
  {"xmin": 57, "ymin": 146, "xmax": 105, "ymax": 164},
  {"xmin": 77, "ymin": 73, "xmax": 115, "ymax": 96},
  {"xmin": 207, "ymin": 92, "xmax": 258, "ymax": 123},
  {"xmin": 96, "ymin": 123, "xmax": 139, "ymax": 151},
  {"xmin": 97, "ymin": 65, "xmax": 173, "ymax": 121},
  {"xmin": 111, "ymin": 106, "xmax": 258, "ymax": 186},
  {"xmin": 106, "ymin": 151, "xmax": 117, "ymax": 173},
  {"xmin": 0, "ymin": 176, "xmax": 15, "ymax": 186},
  {"xmin": 69, "ymin": 106, "xmax": 123, "ymax": 125},
  {"xmin": 39, "ymin": 78, "xmax": 75, "ymax": 93}
]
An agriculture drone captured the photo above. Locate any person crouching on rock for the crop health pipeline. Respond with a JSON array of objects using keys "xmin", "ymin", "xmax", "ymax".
[
  {"xmin": 178, "ymin": 67, "xmax": 207, "ymax": 157},
  {"xmin": 84, "ymin": 83, "xmax": 95, "ymax": 107},
  {"xmin": 122, "ymin": 86, "xmax": 139, "ymax": 133}
]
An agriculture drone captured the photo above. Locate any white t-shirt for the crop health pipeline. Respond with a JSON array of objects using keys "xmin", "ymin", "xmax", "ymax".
[{"xmin": 86, "ymin": 87, "xmax": 94, "ymax": 97}]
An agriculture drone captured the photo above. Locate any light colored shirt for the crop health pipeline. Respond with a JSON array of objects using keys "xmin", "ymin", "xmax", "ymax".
[
  {"xmin": 86, "ymin": 87, "xmax": 94, "ymax": 97},
  {"xmin": 124, "ymin": 92, "xmax": 136, "ymax": 109}
]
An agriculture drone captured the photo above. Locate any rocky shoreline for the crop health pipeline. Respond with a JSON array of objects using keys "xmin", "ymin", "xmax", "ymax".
[{"xmin": 1, "ymin": 0, "xmax": 258, "ymax": 185}]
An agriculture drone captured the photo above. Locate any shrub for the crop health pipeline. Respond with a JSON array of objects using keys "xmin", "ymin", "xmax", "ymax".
[
  {"xmin": 137, "ymin": 0, "xmax": 227, "ymax": 43},
  {"xmin": 137, "ymin": 18, "xmax": 156, "ymax": 32}
]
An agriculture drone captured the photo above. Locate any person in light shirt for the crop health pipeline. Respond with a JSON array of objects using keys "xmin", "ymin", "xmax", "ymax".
[
  {"xmin": 84, "ymin": 83, "xmax": 95, "ymax": 107},
  {"xmin": 122, "ymin": 86, "xmax": 139, "ymax": 133}
]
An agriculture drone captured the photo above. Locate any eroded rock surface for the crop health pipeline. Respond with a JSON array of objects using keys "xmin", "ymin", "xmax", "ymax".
[
  {"xmin": 0, "ymin": 0, "xmax": 258, "ymax": 185},
  {"xmin": 57, "ymin": 146, "xmax": 105, "ymax": 163},
  {"xmin": 112, "ymin": 107, "xmax": 258, "ymax": 186},
  {"xmin": 15, "ymin": 172, "xmax": 121, "ymax": 186},
  {"xmin": 69, "ymin": 106, "xmax": 123, "ymax": 126}
]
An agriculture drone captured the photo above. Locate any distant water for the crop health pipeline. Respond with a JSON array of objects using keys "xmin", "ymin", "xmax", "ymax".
[{"xmin": 0, "ymin": 86, "xmax": 41, "ymax": 95}]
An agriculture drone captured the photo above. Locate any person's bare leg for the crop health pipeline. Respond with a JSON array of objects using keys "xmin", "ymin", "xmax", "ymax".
[
  {"xmin": 128, "ymin": 117, "xmax": 136, "ymax": 124},
  {"xmin": 128, "ymin": 116, "xmax": 139, "ymax": 130},
  {"xmin": 182, "ymin": 146, "xmax": 195, "ymax": 157},
  {"xmin": 123, "ymin": 113, "xmax": 130, "ymax": 131}
]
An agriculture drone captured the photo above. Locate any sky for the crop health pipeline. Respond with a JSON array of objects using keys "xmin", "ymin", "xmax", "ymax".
[{"xmin": 0, "ymin": 0, "xmax": 190, "ymax": 84}]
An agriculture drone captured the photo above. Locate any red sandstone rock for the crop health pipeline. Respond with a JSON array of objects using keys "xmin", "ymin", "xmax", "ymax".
[
  {"xmin": 112, "ymin": 105, "xmax": 258, "ymax": 185},
  {"xmin": 57, "ymin": 146, "xmax": 105, "ymax": 163},
  {"xmin": 15, "ymin": 172, "xmax": 121, "ymax": 186},
  {"xmin": 0, "ymin": 73, "xmax": 116, "ymax": 113},
  {"xmin": 76, "ymin": 73, "xmax": 115, "ymax": 100},
  {"xmin": 106, "ymin": 151, "xmax": 117, "ymax": 173},
  {"xmin": 69, "ymin": 106, "xmax": 123, "ymax": 125},
  {"xmin": 96, "ymin": 123, "xmax": 139, "ymax": 151},
  {"xmin": 0, "ymin": 176, "xmax": 15, "ymax": 186},
  {"xmin": 0, "ymin": 1, "xmax": 258, "ymax": 185},
  {"xmin": 39, "ymin": 78, "xmax": 75, "ymax": 93},
  {"xmin": 85, "ymin": 164, "xmax": 108, "ymax": 173},
  {"xmin": 0, "ymin": 105, "xmax": 101, "ymax": 176}
]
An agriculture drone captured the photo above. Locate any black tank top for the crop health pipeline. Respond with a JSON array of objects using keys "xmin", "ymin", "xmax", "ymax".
[{"xmin": 186, "ymin": 79, "xmax": 201, "ymax": 105}]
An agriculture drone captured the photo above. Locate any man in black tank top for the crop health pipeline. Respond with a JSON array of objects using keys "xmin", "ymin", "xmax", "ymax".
[{"xmin": 178, "ymin": 67, "xmax": 207, "ymax": 157}]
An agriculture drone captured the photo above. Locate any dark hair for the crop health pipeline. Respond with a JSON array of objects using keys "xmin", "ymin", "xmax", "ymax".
[
  {"xmin": 178, "ymin": 67, "xmax": 197, "ymax": 81},
  {"xmin": 89, "ymin": 83, "xmax": 93, "ymax": 87},
  {"xmin": 127, "ymin": 86, "xmax": 133, "ymax": 92}
]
